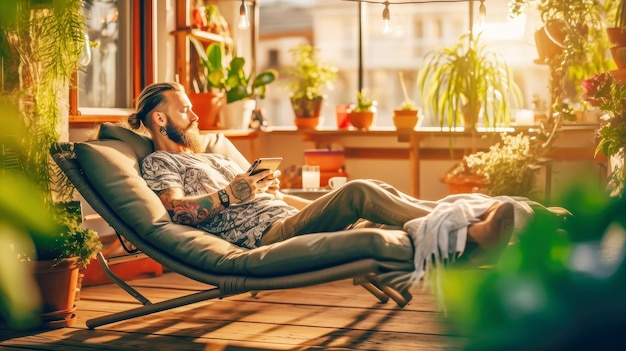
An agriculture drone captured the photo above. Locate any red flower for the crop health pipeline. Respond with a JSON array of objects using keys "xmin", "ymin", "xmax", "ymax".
[{"xmin": 581, "ymin": 72, "xmax": 626, "ymax": 115}]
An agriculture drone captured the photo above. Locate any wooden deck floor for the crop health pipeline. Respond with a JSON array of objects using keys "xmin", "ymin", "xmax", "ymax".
[{"xmin": 0, "ymin": 272, "xmax": 464, "ymax": 350}]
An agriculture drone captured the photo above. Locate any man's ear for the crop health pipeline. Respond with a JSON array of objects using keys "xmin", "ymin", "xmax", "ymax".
[{"xmin": 150, "ymin": 111, "xmax": 167, "ymax": 127}]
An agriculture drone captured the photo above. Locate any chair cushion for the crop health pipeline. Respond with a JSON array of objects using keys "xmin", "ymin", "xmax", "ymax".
[
  {"xmin": 75, "ymin": 124, "xmax": 413, "ymax": 276},
  {"xmin": 97, "ymin": 123, "xmax": 153, "ymax": 161}
]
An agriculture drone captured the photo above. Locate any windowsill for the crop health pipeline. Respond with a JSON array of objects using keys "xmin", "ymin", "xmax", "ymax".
[{"xmin": 69, "ymin": 108, "xmax": 133, "ymax": 127}]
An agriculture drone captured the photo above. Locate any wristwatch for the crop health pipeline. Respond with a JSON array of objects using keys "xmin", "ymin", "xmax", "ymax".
[{"xmin": 218, "ymin": 189, "xmax": 230, "ymax": 208}]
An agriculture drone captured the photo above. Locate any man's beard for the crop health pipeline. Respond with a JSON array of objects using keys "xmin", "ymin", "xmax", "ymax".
[{"xmin": 165, "ymin": 120, "xmax": 203, "ymax": 153}]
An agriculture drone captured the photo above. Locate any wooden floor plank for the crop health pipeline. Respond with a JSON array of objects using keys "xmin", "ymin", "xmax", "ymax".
[
  {"xmin": 75, "ymin": 296, "xmax": 449, "ymax": 333},
  {"xmin": 0, "ymin": 272, "xmax": 461, "ymax": 351},
  {"xmin": 79, "ymin": 275, "xmax": 441, "ymax": 312}
]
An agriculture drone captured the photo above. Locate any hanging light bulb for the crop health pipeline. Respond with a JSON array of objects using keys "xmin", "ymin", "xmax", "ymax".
[
  {"xmin": 382, "ymin": 1, "xmax": 392, "ymax": 34},
  {"xmin": 238, "ymin": 0, "xmax": 250, "ymax": 30},
  {"xmin": 479, "ymin": 0, "xmax": 487, "ymax": 24},
  {"xmin": 78, "ymin": 33, "xmax": 92, "ymax": 67},
  {"xmin": 476, "ymin": 0, "xmax": 487, "ymax": 32}
]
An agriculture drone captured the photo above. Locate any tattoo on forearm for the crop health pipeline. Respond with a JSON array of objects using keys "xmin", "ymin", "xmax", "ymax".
[
  {"xmin": 230, "ymin": 179, "xmax": 253, "ymax": 202},
  {"xmin": 159, "ymin": 192, "xmax": 220, "ymax": 225}
]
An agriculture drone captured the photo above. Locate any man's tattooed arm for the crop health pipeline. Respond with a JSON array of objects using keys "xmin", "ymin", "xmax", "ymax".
[
  {"xmin": 156, "ymin": 173, "xmax": 264, "ymax": 226},
  {"xmin": 157, "ymin": 188, "xmax": 226, "ymax": 226}
]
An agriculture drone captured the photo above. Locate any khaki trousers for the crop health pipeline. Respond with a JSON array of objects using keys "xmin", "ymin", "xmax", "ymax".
[{"xmin": 260, "ymin": 179, "xmax": 437, "ymax": 246}]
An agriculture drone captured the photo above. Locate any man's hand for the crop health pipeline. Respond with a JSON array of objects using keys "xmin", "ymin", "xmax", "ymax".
[
  {"xmin": 262, "ymin": 170, "xmax": 282, "ymax": 194},
  {"xmin": 227, "ymin": 169, "xmax": 280, "ymax": 203}
]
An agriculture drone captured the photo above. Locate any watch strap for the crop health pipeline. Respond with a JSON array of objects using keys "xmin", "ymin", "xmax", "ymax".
[{"xmin": 218, "ymin": 189, "xmax": 230, "ymax": 208}]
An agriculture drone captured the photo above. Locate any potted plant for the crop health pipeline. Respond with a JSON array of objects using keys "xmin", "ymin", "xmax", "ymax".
[
  {"xmin": 348, "ymin": 89, "xmax": 377, "ymax": 130},
  {"xmin": 606, "ymin": 0, "xmax": 626, "ymax": 69},
  {"xmin": 442, "ymin": 111, "xmax": 561, "ymax": 197},
  {"xmin": 21, "ymin": 201, "xmax": 101, "ymax": 328},
  {"xmin": 508, "ymin": 0, "xmax": 614, "ymax": 112},
  {"xmin": 190, "ymin": 39, "xmax": 277, "ymax": 129},
  {"xmin": 393, "ymin": 72, "xmax": 419, "ymax": 131},
  {"xmin": 1, "ymin": 98, "xmax": 59, "ymax": 331},
  {"xmin": 0, "ymin": 0, "xmax": 102, "ymax": 329},
  {"xmin": 442, "ymin": 133, "xmax": 542, "ymax": 198},
  {"xmin": 582, "ymin": 71, "xmax": 626, "ymax": 195},
  {"xmin": 282, "ymin": 43, "xmax": 338, "ymax": 129},
  {"xmin": 417, "ymin": 32, "xmax": 523, "ymax": 132}
]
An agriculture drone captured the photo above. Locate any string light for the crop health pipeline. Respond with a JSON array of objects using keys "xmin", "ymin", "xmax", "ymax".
[
  {"xmin": 382, "ymin": 1, "xmax": 392, "ymax": 34},
  {"xmin": 238, "ymin": 0, "xmax": 250, "ymax": 30},
  {"xmin": 341, "ymin": 0, "xmax": 487, "ymax": 35}
]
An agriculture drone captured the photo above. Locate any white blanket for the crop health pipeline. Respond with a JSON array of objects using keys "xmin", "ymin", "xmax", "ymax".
[{"xmin": 378, "ymin": 193, "xmax": 540, "ymax": 294}]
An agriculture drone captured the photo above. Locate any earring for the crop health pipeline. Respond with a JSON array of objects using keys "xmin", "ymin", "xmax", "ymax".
[{"xmin": 159, "ymin": 126, "xmax": 167, "ymax": 136}]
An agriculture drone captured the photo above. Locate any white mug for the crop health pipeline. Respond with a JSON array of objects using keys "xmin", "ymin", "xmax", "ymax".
[{"xmin": 328, "ymin": 176, "xmax": 348, "ymax": 189}]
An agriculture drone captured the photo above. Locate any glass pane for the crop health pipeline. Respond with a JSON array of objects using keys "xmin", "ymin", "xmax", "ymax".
[
  {"xmin": 258, "ymin": 0, "xmax": 540, "ymax": 128},
  {"xmin": 80, "ymin": 0, "xmax": 133, "ymax": 109}
]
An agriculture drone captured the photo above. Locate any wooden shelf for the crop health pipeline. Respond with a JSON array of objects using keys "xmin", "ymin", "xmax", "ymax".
[{"xmin": 170, "ymin": 27, "xmax": 231, "ymax": 45}]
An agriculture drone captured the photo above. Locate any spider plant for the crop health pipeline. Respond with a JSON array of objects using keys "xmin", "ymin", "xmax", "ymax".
[{"xmin": 417, "ymin": 33, "xmax": 523, "ymax": 131}]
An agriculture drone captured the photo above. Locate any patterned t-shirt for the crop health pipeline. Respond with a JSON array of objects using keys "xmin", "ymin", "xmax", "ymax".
[{"xmin": 141, "ymin": 151, "xmax": 298, "ymax": 249}]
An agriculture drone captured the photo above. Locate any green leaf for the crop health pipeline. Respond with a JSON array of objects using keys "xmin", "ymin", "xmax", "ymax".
[
  {"xmin": 252, "ymin": 70, "xmax": 277, "ymax": 89},
  {"xmin": 206, "ymin": 42, "xmax": 223, "ymax": 72},
  {"xmin": 226, "ymin": 86, "xmax": 248, "ymax": 104}
]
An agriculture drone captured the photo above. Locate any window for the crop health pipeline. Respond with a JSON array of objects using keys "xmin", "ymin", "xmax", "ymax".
[
  {"xmin": 257, "ymin": 1, "xmax": 539, "ymax": 129},
  {"xmin": 70, "ymin": 0, "xmax": 153, "ymax": 116}
]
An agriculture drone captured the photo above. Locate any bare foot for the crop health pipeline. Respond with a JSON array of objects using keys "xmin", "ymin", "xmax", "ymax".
[{"xmin": 466, "ymin": 202, "xmax": 514, "ymax": 261}]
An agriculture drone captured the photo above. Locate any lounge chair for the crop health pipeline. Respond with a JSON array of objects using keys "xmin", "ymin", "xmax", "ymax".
[{"xmin": 51, "ymin": 123, "xmax": 415, "ymax": 329}]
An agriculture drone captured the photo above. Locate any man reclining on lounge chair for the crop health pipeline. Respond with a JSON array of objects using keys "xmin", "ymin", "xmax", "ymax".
[{"xmin": 129, "ymin": 82, "xmax": 515, "ymax": 275}]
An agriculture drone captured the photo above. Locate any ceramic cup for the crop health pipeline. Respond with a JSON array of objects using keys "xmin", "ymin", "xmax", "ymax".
[
  {"xmin": 328, "ymin": 176, "xmax": 348, "ymax": 189},
  {"xmin": 301, "ymin": 165, "xmax": 321, "ymax": 190}
]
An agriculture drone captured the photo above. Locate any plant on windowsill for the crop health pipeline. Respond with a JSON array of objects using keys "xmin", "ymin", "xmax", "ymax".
[
  {"xmin": 417, "ymin": 32, "xmax": 523, "ymax": 135},
  {"xmin": 189, "ymin": 39, "xmax": 277, "ymax": 129},
  {"xmin": 348, "ymin": 89, "xmax": 377, "ymax": 131},
  {"xmin": 282, "ymin": 43, "xmax": 338, "ymax": 129},
  {"xmin": 582, "ymin": 71, "xmax": 626, "ymax": 196},
  {"xmin": 393, "ymin": 72, "xmax": 419, "ymax": 131}
]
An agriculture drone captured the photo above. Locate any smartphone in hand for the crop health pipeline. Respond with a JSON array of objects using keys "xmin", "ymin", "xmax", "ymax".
[{"xmin": 246, "ymin": 157, "xmax": 283, "ymax": 176}]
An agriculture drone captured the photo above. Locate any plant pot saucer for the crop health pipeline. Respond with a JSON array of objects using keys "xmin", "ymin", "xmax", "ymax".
[{"xmin": 40, "ymin": 305, "xmax": 77, "ymax": 329}]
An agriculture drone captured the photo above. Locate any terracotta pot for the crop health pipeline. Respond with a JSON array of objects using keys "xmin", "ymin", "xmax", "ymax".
[
  {"xmin": 610, "ymin": 68, "xmax": 626, "ymax": 82},
  {"xmin": 294, "ymin": 116, "xmax": 320, "ymax": 129},
  {"xmin": 348, "ymin": 111, "xmax": 375, "ymax": 130},
  {"xmin": 610, "ymin": 46, "xmax": 626, "ymax": 69},
  {"xmin": 441, "ymin": 173, "xmax": 487, "ymax": 194},
  {"xmin": 291, "ymin": 96, "xmax": 324, "ymax": 118},
  {"xmin": 461, "ymin": 102, "xmax": 481, "ymax": 129},
  {"xmin": 304, "ymin": 149, "xmax": 345, "ymax": 172},
  {"xmin": 31, "ymin": 257, "xmax": 80, "ymax": 328},
  {"xmin": 607, "ymin": 27, "xmax": 626, "ymax": 47},
  {"xmin": 393, "ymin": 110, "xmax": 419, "ymax": 130},
  {"xmin": 188, "ymin": 92, "xmax": 224, "ymax": 130},
  {"xmin": 534, "ymin": 22, "xmax": 565, "ymax": 64}
]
